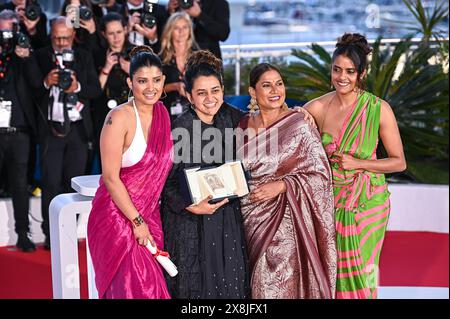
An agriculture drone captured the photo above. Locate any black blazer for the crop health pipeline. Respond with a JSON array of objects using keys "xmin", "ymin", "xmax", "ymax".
[
  {"xmin": 34, "ymin": 46, "xmax": 102, "ymax": 142},
  {"xmin": 194, "ymin": 0, "xmax": 230, "ymax": 59},
  {"xmin": 5, "ymin": 54, "xmax": 43, "ymax": 136}
]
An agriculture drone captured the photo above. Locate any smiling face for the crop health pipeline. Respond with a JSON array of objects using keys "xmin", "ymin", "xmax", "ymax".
[
  {"xmin": 187, "ymin": 75, "xmax": 224, "ymax": 123},
  {"xmin": 127, "ymin": 66, "xmax": 165, "ymax": 106},
  {"xmin": 331, "ymin": 54, "xmax": 364, "ymax": 94},
  {"xmin": 250, "ymin": 69, "xmax": 286, "ymax": 111}
]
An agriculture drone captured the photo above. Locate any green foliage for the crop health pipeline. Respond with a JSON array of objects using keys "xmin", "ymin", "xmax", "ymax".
[
  {"xmin": 401, "ymin": 0, "xmax": 449, "ymax": 43},
  {"xmin": 282, "ymin": 38, "xmax": 449, "ymax": 183}
]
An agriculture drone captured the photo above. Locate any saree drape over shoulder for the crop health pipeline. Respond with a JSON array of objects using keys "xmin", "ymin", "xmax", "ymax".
[
  {"xmin": 321, "ymin": 91, "xmax": 390, "ymax": 299},
  {"xmin": 237, "ymin": 111, "xmax": 336, "ymax": 299},
  {"xmin": 87, "ymin": 101, "xmax": 173, "ymax": 299}
]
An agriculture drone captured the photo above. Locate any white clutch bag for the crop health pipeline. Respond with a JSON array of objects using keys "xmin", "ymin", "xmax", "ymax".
[{"xmin": 146, "ymin": 242, "xmax": 178, "ymax": 277}]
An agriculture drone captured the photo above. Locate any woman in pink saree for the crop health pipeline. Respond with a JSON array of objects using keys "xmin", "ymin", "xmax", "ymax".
[
  {"xmin": 237, "ymin": 63, "xmax": 337, "ymax": 299},
  {"xmin": 87, "ymin": 46, "xmax": 173, "ymax": 299}
]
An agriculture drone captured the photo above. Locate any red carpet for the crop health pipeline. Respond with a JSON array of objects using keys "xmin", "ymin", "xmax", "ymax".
[
  {"xmin": 0, "ymin": 231, "xmax": 448, "ymax": 299},
  {"xmin": 0, "ymin": 240, "xmax": 88, "ymax": 299},
  {"xmin": 379, "ymin": 231, "xmax": 449, "ymax": 287}
]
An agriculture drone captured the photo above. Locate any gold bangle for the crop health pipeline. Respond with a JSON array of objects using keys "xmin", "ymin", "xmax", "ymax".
[{"xmin": 132, "ymin": 215, "xmax": 144, "ymax": 228}]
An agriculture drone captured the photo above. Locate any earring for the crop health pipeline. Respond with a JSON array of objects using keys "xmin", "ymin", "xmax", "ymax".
[
  {"xmin": 127, "ymin": 88, "xmax": 133, "ymax": 101},
  {"xmin": 247, "ymin": 98, "xmax": 259, "ymax": 113},
  {"xmin": 160, "ymin": 90, "xmax": 167, "ymax": 100},
  {"xmin": 330, "ymin": 82, "xmax": 334, "ymax": 90}
]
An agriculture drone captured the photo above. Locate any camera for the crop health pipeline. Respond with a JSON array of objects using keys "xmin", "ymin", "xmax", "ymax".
[
  {"xmin": 141, "ymin": 0, "xmax": 158, "ymax": 29},
  {"xmin": 178, "ymin": 0, "xmax": 194, "ymax": 9},
  {"xmin": 65, "ymin": 92, "xmax": 78, "ymax": 105},
  {"xmin": 79, "ymin": 5, "xmax": 93, "ymax": 21},
  {"xmin": 57, "ymin": 49, "xmax": 75, "ymax": 90},
  {"xmin": 25, "ymin": 0, "xmax": 42, "ymax": 21},
  {"xmin": 0, "ymin": 29, "xmax": 30, "ymax": 55}
]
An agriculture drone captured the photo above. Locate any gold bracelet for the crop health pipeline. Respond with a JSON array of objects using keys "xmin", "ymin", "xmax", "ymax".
[{"xmin": 132, "ymin": 215, "xmax": 144, "ymax": 228}]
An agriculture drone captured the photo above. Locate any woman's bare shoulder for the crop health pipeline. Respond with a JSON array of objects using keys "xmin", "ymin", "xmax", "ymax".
[
  {"xmin": 302, "ymin": 92, "xmax": 334, "ymax": 120},
  {"xmin": 104, "ymin": 102, "xmax": 134, "ymax": 127}
]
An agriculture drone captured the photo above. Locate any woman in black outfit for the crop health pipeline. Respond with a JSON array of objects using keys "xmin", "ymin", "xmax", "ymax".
[
  {"xmin": 159, "ymin": 11, "xmax": 199, "ymax": 123},
  {"xmin": 161, "ymin": 50, "xmax": 250, "ymax": 299},
  {"xmin": 92, "ymin": 12, "xmax": 134, "ymax": 172}
]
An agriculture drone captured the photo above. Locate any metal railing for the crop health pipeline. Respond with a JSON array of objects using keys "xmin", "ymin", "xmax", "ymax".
[{"xmin": 220, "ymin": 37, "xmax": 448, "ymax": 95}]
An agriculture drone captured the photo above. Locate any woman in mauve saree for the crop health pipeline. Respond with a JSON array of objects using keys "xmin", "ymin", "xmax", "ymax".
[
  {"xmin": 304, "ymin": 33, "xmax": 406, "ymax": 299},
  {"xmin": 237, "ymin": 63, "xmax": 337, "ymax": 299},
  {"xmin": 87, "ymin": 47, "xmax": 173, "ymax": 299}
]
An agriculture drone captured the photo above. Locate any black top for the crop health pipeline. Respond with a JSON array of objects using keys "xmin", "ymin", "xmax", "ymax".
[
  {"xmin": 161, "ymin": 102, "xmax": 250, "ymax": 299},
  {"xmin": 161, "ymin": 58, "xmax": 190, "ymax": 123},
  {"xmin": 193, "ymin": 0, "xmax": 230, "ymax": 59}
]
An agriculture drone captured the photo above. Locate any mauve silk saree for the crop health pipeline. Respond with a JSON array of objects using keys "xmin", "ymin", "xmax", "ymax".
[
  {"xmin": 238, "ymin": 111, "xmax": 337, "ymax": 299},
  {"xmin": 87, "ymin": 101, "xmax": 173, "ymax": 299}
]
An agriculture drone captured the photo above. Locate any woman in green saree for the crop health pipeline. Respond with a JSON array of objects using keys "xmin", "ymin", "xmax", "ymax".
[{"xmin": 304, "ymin": 33, "xmax": 407, "ymax": 299}]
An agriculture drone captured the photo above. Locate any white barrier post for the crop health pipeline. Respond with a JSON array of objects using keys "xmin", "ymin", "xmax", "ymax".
[{"xmin": 49, "ymin": 175, "xmax": 100, "ymax": 299}]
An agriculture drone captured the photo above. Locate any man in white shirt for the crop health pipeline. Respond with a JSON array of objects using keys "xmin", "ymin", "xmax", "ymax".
[{"xmin": 33, "ymin": 16, "xmax": 102, "ymax": 249}]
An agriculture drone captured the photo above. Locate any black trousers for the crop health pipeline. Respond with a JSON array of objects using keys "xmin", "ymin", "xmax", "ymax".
[
  {"xmin": 40, "ymin": 121, "xmax": 88, "ymax": 237},
  {"xmin": 0, "ymin": 132, "xmax": 30, "ymax": 234}
]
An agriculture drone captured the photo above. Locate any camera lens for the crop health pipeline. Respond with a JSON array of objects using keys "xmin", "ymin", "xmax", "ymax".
[
  {"xmin": 141, "ymin": 13, "xmax": 157, "ymax": 28},
  {"xmin": 16, "ymin": 32, "xmax": 30, "ymax": 49},
  {"xmin": 25, "ymin": 4, "xmax": 42, "ymax": 21},
  {"xmin": 66, "ymin": 93, "xmax": 78, "ymax": 105},
  {"xmin": 178, "ymin": 0, "xmax": 194, "ymax": 9},
  {"xmin": 79, "ymin": 6, "xmax": 93, "ymax": 21},
  {"xmin": 58, "ymin": 70, "xmax": 73, "ymax": 90}
]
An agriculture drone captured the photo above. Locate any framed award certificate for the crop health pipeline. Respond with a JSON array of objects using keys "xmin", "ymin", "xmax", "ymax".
[{"xmin": 180, "ymin": 160, "xmax": 250, "ymax": 205}]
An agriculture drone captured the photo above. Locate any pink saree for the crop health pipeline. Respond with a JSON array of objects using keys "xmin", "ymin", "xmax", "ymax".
[
  {"xmin": 87, "ymin": 101, "xmax": 173, "ymax": 299},
  {"xmin": 237, "ymin": 111, "xmax": 337, "ymax": 299}
]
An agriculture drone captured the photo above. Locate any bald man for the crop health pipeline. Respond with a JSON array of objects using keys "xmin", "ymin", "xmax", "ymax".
[{"xmin": 34, "ymin": 16, "xmax": 102, "ymax": 249}]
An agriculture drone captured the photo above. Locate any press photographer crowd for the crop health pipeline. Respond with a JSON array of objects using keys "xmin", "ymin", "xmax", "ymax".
[{"xmin": 0, "ymin": 0, "xmax": 230, "ymax": 253}]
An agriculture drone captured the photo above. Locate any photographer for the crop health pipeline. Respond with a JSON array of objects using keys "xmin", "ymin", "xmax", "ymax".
[
  {"xmin": 92, "ymin": 12, "xmax": 133, "ymax": 170},
  {"xmin": 0, "ymin": 9, "xmax": 43, "ymax": 252},
  {"xmin": 0, "ymin": 0, "xmax": 48, "ymax": 50},
  {"xmin": 125, "ymin": 0, "xmax": 169, "ymax": 53},
  {"xmin": 61, "ymin": 0, "xmax": 102, "ymax": 53},
  {"xmin": 34, "ymin": 16, "xmax": 101, "ymax": 249},
  {"xmin": 167, "ymin": 0, "xmax": 230, "ymax": 59}
]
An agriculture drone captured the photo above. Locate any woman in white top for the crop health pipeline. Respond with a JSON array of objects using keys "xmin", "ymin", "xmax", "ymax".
[{"xmin": 87, "ymin": 45, "xmax": 174, "ymax": 299}]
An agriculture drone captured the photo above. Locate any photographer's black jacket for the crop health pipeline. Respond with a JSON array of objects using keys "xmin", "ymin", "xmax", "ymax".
[
  {"xmin": 33, "ymin": 46, "xmax": 102, "ymax": 142},
  {"xmin": 193, "ymin": 0, "xmax": 230, "ymax": 59},
  {"xmin": 0, "ymin": 53, "xmax": 42, "ymax": 135}
]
